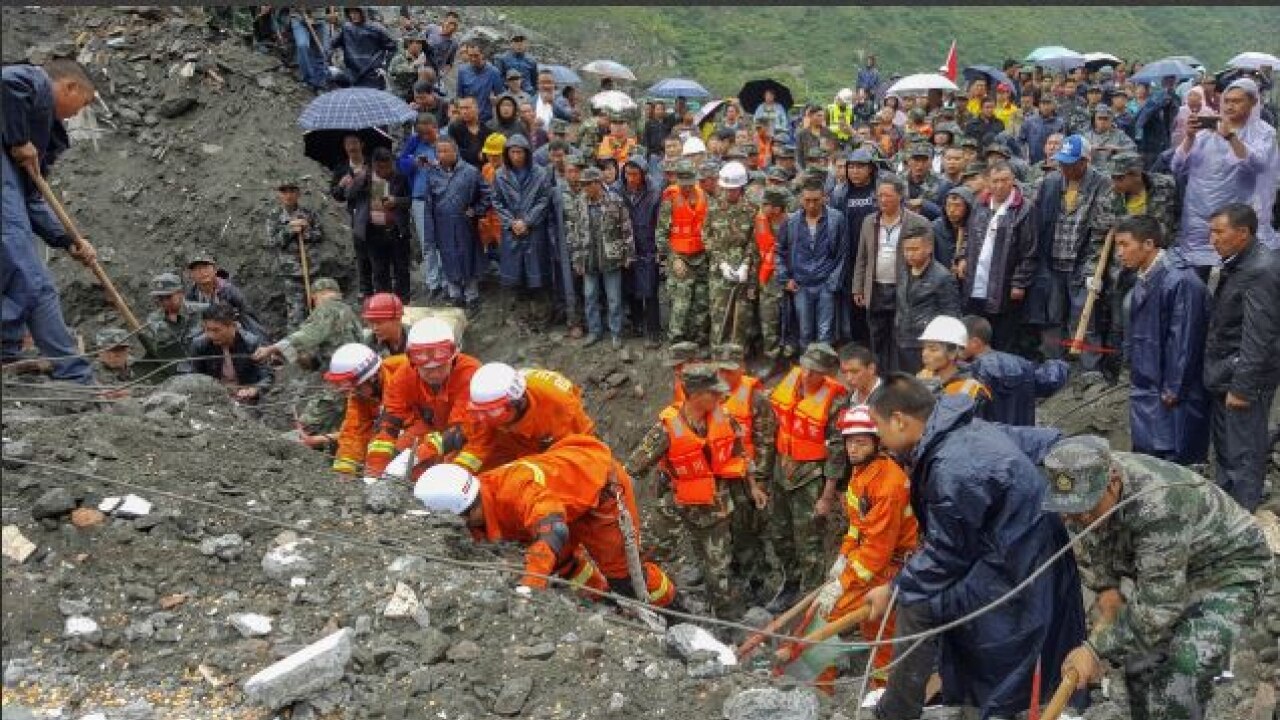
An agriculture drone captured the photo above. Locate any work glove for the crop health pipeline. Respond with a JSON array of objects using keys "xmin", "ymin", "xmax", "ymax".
[
  {"xmin": 1085, "ymin": 276, "xmax": 1102, "ymax": 293},
  {"xmin": 383, "ymin": 448, "xmax": 414, "ymax": 481},
  {"xmin": 736, "ymin": 262, "xmax": 750, "ymax": 283},
  {"xmin": 514, "ymin": 585, "xmax": 534, "ymax": 599},
  {"xmin": 813, "ymin": 578, "xmax": 844, "ymax": 617},
  {"xmin": 826, "ymin": 556, "xmax": 847, "ymax": 582},
  {"xmin": 719, "ymin": 261, "xmax": 736, "ymax": 282},
  {"xmin": 361, "ymin": 476, "xmax": 379, "ymax": 485}
]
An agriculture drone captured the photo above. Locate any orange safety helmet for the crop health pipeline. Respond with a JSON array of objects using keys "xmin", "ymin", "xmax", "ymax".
[{"xmin": 361, "ymin": 292, "xmax": 405, "ymax": 321}]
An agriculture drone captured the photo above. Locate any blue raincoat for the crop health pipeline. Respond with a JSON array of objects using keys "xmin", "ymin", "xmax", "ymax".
[
  {"xmin": 492, "ymin": 135, "xmax": 552, "ymax": 289},
  {"xmin": 895, "ymin": 395, "xmax": 1085, "ymax": 717},
  {"xmin": 1126, "ymin": 249, "xmax": 1210, "ymax": 464},
  {"xmin": 421, "ymin": 159, "xmax": 489, "ymax": 287},
  {"xmin": 968, "ymin": 351, "xmax": 1069, "ymax": 426},
  {"xmin": 621, "ymin": 158, "xmax": 662, "ymax": 300}
]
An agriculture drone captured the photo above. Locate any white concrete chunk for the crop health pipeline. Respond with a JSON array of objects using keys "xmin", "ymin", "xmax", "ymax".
[
  {"xmin": 2, "ymin": 525, "xmax": 36, "ymax": 563},
  {"xmin": 243, "ymin": 628, "xmax": 352, "ymax": 710}
]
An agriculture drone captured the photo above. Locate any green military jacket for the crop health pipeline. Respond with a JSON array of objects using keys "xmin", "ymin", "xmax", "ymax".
[{"xmin": 278, "ymin": 297, "xmax": 363, "ymax": 368}]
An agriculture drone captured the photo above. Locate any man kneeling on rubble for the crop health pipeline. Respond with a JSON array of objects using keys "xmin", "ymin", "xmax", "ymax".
[{"xmin": 413, "ymin": 433, "xmax": 677, "ymax": 608}]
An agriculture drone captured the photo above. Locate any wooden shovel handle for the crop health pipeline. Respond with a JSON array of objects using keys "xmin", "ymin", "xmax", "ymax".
[
  {"xmin": 1042, "ymin": 668, "xmax": 1080, "ymax": 720},
  {"xmin": 773, "ymin": 605, "xmax": 872, "ymax": 664},
  {"xmin": 735, "ymin": 588, "xmax": 820, "ymax": 659}
]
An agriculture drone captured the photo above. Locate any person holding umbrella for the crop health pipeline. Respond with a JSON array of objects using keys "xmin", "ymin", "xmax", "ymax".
[
  {"xmin": 752, "ymin": 87, "xmax": 789, "ymax": 132},
  {"xmin": 328, "ymin": 7, "xmax": 396, "ymax": 90}
]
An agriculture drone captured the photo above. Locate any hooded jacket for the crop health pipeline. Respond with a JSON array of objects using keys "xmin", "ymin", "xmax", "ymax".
[
  {"xmin": 488, "ymin": 94, "xmax": 525, "ymax": 139},
  {"xmin": 895, "ymin": 395, "xmax": 1085, "ymax": 717},
  {"xmin": 621, "ymin": 157, "xmax": 663, "ymax": 298},
  {"xmin": 930, "ymin": 186, "xmax": 973, "ymax": 269},
  {"xmin": 329, "ymin": 9, "xmax": 397, "ymax": 88},
  {"xmin": 968, "ymin": 350, "xmax": 1068, "ymax": 426}
]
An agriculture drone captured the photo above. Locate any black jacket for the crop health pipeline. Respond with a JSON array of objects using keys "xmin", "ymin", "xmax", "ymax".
[
  {"xmin": 896, "ymin": 260, "xmax": 961, "ymax": 347},
  {"xmin": 1204, "ymin": 239, "xmax": 1280, "ymax": 401},
  {"xmin": 186, "ymin": 330, "xmax": 274, "ymax": 390},
  {"xmin": 963, "ymin": 189, "xmax": 1038, "ymax": 315}
]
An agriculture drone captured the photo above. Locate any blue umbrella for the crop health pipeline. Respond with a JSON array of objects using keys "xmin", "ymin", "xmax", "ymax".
[
  {"xmin": 538, "ymin": 63, "xmax": 582, "ymax": 87},
  {"xmin": 1131, "ymin": 57, "xmax": 1197, "ymax": 85},
  {"xmin": 298, "ymin": 88, "xmax": 417, "ymax": 130},
  {"xmin": 1025, "ymin": 46, "xmax": 1078, "ymax": 62},
  {"xmin": 647, "ymin": 77, "xmax": 710, "ymax": 99},
  {"xmin": 963, "ymin": 65, "xmax": 1016, "ymax": 96}
]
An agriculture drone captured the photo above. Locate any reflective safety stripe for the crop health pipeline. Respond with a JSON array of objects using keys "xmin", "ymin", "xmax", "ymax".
[
  {"xmin": 424, "ymin": 432, "xmax": 444, "ymax": 453},
  {"xmin": 850, "ymin": 558, "xmax": 874, "ymax": 583},
  {"xmin": 568, "ymin": 561, "xmax": 596, "ymax": 588},
  {"xmin": 903, "ymin": 505, "xmax": 914, "ymax": 517},
  {"xmin": 648, "ymin": 570, "xmax": 672, "ymax": 603},
  {"xmin": 367, "ymin": 440, "xmax": 396, "ymax": 456},
  {"xmin": 455, "ymin": 451, "xmax": 482, "ymax": 472},
  {"xmin": 515, "ymin": 460, "xmax": 547, "ymax": 487},
  {"xmin": 332, "ymin": 457, "xmax": 359, "ymax": 474},
  {"xmin": 845, "ymin": 526, "xmax": 861, "ymax": 541}
]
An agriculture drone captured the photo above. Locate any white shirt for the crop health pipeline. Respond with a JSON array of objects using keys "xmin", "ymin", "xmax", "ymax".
[
  {"xmin": 970, "ymin": 193, "xmax": 1013, "ymax": 299},
  {"xmin": 875, "ymin": 215, "xmax": 902, "ymax": 285},
  {"xmin": 535, "ymin": 95, "xmax": 555, "ymax": 128}
]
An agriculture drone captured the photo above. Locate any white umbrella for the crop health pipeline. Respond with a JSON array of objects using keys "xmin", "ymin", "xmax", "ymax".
[
  {"xmin": 590, "ymin": 90, "xmax": 637, "ymax": 113},
  {"xmin": 580, "ymin": 60, "xmax": 637, "ymax": 82},
  {"xmin": 885, "ymin": 73, "xmax": 959, "ymax": 97},
  {"xmin": 1083, "ymin": 52, "xmax": 1122, "ymax": 67},
  {"xmin": 1227, "ymin": 51, "xmax": 1280, "ymax": 71}
]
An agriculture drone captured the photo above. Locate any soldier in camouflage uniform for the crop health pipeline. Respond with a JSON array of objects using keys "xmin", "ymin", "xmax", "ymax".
[
  {"xmin": 765, "ymin": 343, "xmax": 850, "ymax": 612},
  {"xmin": 703, "ymin": 162, "xmax": 757, "ymax": 348},
  {"xmin": 625, "ymin": 364, "xmax": 768, "ymax": 619},
  {"xmin": 714, "ymin": 343, "xmax": 777, "ymax": 602},
  {"xmin": 752, "ymin": 188, "xmax": 790, "ymax": 359},
  {"xmin": 657, "ymin": 161, "xmax": 711, "ymax": 347},
  {"xmin": 139, "ymin": 272, "xmax": 207, "ymax": 379},
  {"xmin": 252, "ymin": 278, "xmax": 364, "ymax": 439},
  {"xmin": 903, "ymin": 144, "xmax": 940, "ymax": 217},
  {"xmin": 565, "ymin": 167, "xmax": 635, "ymax": 349},
  {"xmin": 577, "ymin": 107, "xmax": 610, "ymax": 159},
  {"xmin": 92, "ymin": 327, "xmax": 134, "ymax": 385},
  {"xmin": 1045, "ymin": 436, "xmax": 1275, "ymax": 720},
  {"xmin": 267, "ymin": 181, "xmax": 324, "ymax": 328}
]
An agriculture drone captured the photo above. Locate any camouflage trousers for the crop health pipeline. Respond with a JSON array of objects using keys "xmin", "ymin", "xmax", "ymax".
[
  {"xmin": 769, "ymin": 465, "xmax": 829, "ymax": 592},
  {"xmin": 709, "ymin": 277, "xmax": 750, "ymax": 347},
  {"xmin": 285, "ymin": 275, "xmax": 310, "ymax": 330},
  {"xmin": 725, "ymin": 480, "xmax": 769, "ymax": 585},
  {"xmin": 745, "ymin": 280, "xmax": 783, "ymax": 357},
  {"xmin": 676, "ymin": 501, "xmax": 737, "ymax": 619},
  {"xmin": 297, "ymin": 386, "xmax": 346, "ymax": 437},
  {"xmin": 667, "ymin": 253, "xmax": 710, "ymax": 346},
  {"xmin": 1126, "ymin": 583, "xmax": 1257, "ymax": 720}
]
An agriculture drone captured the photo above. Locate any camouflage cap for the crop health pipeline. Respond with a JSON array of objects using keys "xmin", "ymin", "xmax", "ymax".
[
  {"xmin": 960, "ymin": 161, "xmax": 987, "ymax": 179},
  {"xmin": 1093, "ymin": 104, "xmax": 1114, "ymax": 118},
  {"xmin": 762, "ymin": 187, "xmax": 792, "ymax": 207},
  {"xmin": 698, "ymin": 161, "xmax": 722, "ymax": 179},
  {"xmin": 724, "ymin": 147, "xmax": 747, "ymax": 161},
  {"xmin": 660, "ymin": 158, "xmax": 679, "ymax": 173},
  {"xmin": 765, "ymin": 166, "xmax": 790, "ymax": 183},
  {"xmin": 186, "ymin": 249, "xmax": 217, "ymax": 268},
  {"xmin": 95, "ymin": 327, "xmax": 131, "ymax": 349},
  {"xmin": 666, "ymin": 341, "xmax": 702, "ymax": 367},
  {"xmin": 505, "ymin": 68, "xmax": 523, "ymax": 80},
  {"xmin": 1042, "ymin": 435, "xmax": 1112, "ymax": 514},
  {"xmin": 568, "ymin": 153, "xmax": 590, "ymax": 169},
  {"xmin": 681, "ymin": 363, "xmax": 730, "ymax": 395},
  {"xmin": 798, "ymin": 342, "xmax": 839, "ymax": 374},
  {"xmin": 958, "ymin": 136, "xmax": 979, "ymax": 149},
  {"xmin": 1107, "ymin": 151, "xmax": 1144, "ymax": 176},
  {"xmin": 983, "ymin": 143, "xmax": 1012, "ymax": 158},
  {"xmin": 805, "ymin": 146, "xmax": 826, "ymax": 160},
  {"xmin": 674, "ymin": 160, "xmax": 697, "ymax": 185},
  {"xmin": 774, "ymin": 144, "xmax": 796, "ymax": 159},
  {"xmin": 276, "ymin": 180, "xmax": 300, "ymax": 191},
  {"xmin": 149, "ymin": 272, "xmax": 184, "ymax": 296},
  {"xmin": 907, "ymin": 144, "xmax": 932, "ymax": 158},
  {"xmin": 847, "ymin": 147, "xmax": 875, "ymax": 165},
  {"xmin": 741, "ymin": 142, "xmax": 759, "ymax": 155},
  {"xmin": 908, "ymin": 107, "xmax": 927, "ymax": 121},
  {"xmin": 712, "ymin": 343, "xmax": 745, "ymax": 368},
  {"xmin": 748, "ymin": 170, "xmax": 766, "ymax": 184},
  {"xmin": 549, "ymin": 118, "xmax": 569, "ymax": 134},
  {"xmin": 580, "ymin": 167, "xmax": 604, "ymax": 184},
  {"xmin": 312, "ymin": 277, "xmax": 342, "ymax": 293}
]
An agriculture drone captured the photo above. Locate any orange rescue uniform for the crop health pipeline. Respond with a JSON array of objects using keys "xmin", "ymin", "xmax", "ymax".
[
  {"xmin": 453, "ymin": 368, "xmax": 596, "ymax": 473},
  {"xmin": 332, "ymin": 354, "xmax": 410, "ymax": 475},
  {"xmin": 473, "ymin": 434, "xmax": 674, "ymax": 605},
  {"xmin": 829, "ymin": 454, "xmax": 919, "ymax": 681},
  {"xmin": 364, "ymin": 353, "xmax": 482, "ymax": 477}
]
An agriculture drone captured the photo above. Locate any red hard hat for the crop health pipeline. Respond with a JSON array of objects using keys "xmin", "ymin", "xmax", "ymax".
[{"xmin": 361, "ymin": 293, "xmax": 404, "ymax": 321}]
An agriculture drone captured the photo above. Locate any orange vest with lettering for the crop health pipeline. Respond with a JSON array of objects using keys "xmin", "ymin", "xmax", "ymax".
[
  {"xmin": 667, "ymin": 187, "xmax": 708, "ymax": 255},
  {"xmin": 659, "ymin": 404, "xmax": 746, "ymax": 505},
  {"xmin": 753, "ymin": 211, "xmax": 777, "ymax": 284},
  {"xmin": 769, "ymin": 366, "xmax": 841, "ymax": 462},
  {"xmin": 721, "ymin": 376, "xmax": 761, "ymax": 462}
]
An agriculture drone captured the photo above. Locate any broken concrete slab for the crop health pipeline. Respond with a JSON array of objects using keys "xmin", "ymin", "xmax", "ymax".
[
  {"xmin": 261, "ymin": 539, "xmax": 317, "ymax": 582},
  {"xmin": 242, "ymin": 628, "xmax": 352, "ymax": 710},
  {"xmin": 2, "ymin": 525, "xmax": 37, "ymax": 563},
  {"xmin": 721, "ymin": 688, "xmax": 819, "ymax": 720},
  {"xmin": 228, "ymin": 613, "xmax": 273, "ymax": 638}
]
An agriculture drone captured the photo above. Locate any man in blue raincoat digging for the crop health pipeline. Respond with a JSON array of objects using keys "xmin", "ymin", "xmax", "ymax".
[{"xmin": 864, "ymin": 375, "xmax": 1085, "ymax": 719}]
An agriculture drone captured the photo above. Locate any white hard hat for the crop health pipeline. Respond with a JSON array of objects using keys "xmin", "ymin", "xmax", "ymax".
[
  {"xmin": 837, "ymin": 405, "xmax": 878, "ymax": 437},
  {"xmin": 406, "ymin": 317, "xmax": 457, "ymax": 368},
  {"xmin": 323, "ymin": 343, "xmax": 381, "ymax": 387},
  {"xmin": 414, "ymin": 463, "xmax": 480, "ymax": 515},
  {"xmin": 837, "ymin": 88, "xmax": 854, "ymax": 104},
  {"xmin": 682, "ymin": 136, "xmax": 707, "ymax": 156},
  {"xmin": 469, "ymin": 362, "xmax": 527, "ymax": 407},
  {"xmin": 717, "ymin": 161, "xmax": 748, "ymax": 189},
  {"xmin": 919, "ymin": 316, "xmax": 968, "ymax": 347}
]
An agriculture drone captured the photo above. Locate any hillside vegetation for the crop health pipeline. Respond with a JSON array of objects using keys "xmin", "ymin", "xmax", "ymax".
[{"xmin": 499, "ymin": 5, "xmax": 1280, "ymax": 101}]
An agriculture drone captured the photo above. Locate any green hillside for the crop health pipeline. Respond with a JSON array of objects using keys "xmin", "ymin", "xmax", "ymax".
[{"xmin": 500, "ymin": 5, "xmax": 1280, "ymax": 102}]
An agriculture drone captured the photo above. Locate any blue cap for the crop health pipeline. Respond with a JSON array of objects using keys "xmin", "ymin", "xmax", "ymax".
[
  {"xmin": 1053, "ymin": 135, "xmax": 1090, "ymax": 165},
  {"xmin": 847, "ymin": 147, "xmax": 875, "ymax": 164}
]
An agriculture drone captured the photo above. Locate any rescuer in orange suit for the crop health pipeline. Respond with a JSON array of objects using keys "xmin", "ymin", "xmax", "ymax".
[
  {"xmin": 322, "ymin": 343, "xmax": 409, "ymax": 477},
  {"xmin": 363, "ymin": 317, "xmax": 479, "ymax": 479},
  {"xmin": 811, "ymin": 404, "xmax": 919, "ymax": 686},
  {"xmin": 413, "ymin": 433, "xmax": 676, "ymax": 607}
]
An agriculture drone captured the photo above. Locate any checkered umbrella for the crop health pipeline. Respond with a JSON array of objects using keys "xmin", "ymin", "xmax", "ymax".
[{"xmin": 297, "ymin": 88, "xmax": 417, "ymax": 131}]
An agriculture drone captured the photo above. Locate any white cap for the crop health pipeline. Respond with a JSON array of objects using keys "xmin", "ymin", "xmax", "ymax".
[
  {"xmin": 323, "ymin": 343, "xmax": 381, "ymax": 385},
  {"xmin": 681, "ymin": 136, "xmax": 707, "ymax": 156},
  {"xmin": 469, "ymin": 362, "xmax": 527, "ymax": 405},
  {"xmin": 414, "ymin": 463, "xmax": 480, "ymax": 515},
  {"xmin": 837, "ymin": 88, "xmax": 854, "ymax": 104},
  {"xmin": 717, "ymin": 161, "xmax": 748, "ymax": 189},
  {"xmin": 919, "ymin": 316, "xmax": 968, "ymax": 347},
  {"xmin": 406, "ymin": 317, "xmax": 457, "ymax": 367}
]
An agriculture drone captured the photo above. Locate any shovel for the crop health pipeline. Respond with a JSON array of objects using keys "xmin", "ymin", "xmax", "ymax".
[
  {"xmin": 736, "ymin": 588, "xmax": 820, "ymax": 659},
  {"xmin": 1041, "ymin": 668, "xmax": 1080, "ymax": 720},
  {"xmin": 773, "ymin": 605, "xmax": 871, "ymax": 665},
  {"xmin": 24, "ymin": 166, "xmax": 142, "ymax": 332}
]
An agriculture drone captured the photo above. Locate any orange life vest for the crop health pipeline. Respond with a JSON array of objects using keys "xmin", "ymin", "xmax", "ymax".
[
  {"xmin": 753, "ymin": 212, "xmax": 777, "ymax": 284},
  {"xmin": 659, "ymin": 404, "xmax": 745, "ymax": 505},
  {"xmin": 769, "ymin": 366, "xmax": 842, "ymax": 462},
  {"xmin": 721, "ymin": 376, "xmax": 761, "ymax": 462},
  {"xmin": 667, "ymin": 187, "xmax": 708, "ymax": 255}
]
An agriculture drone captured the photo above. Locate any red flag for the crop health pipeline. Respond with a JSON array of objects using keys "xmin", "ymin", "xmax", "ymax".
[{"xmin": 940, "ymin": 39, "xmax": 958, "ymax": 82}]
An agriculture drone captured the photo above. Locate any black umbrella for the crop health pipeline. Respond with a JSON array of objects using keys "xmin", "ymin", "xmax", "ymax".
[
  {"xmin": 303, "ymin": 127, "xmax": 395, "ymax": 172},
  {"xmin": 963, "ymin": 65, "xmax": 1017, "ymax": 97},
  {"xmin": 738, "ymin": 79, "xmax": 793, "ymax": 114}
]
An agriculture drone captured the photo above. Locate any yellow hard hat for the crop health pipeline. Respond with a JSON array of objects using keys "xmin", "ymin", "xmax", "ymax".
[{"xmin": 483, "ymin": 133, "xmax": 507, "ymax": 156}]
